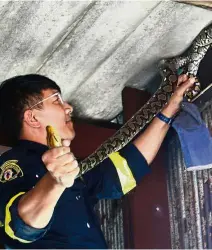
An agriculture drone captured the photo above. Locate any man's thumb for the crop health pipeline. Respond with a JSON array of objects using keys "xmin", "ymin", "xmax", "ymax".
[{"xmin": 62, "ymin": 139, "xmax": 71, "ymax": 147}]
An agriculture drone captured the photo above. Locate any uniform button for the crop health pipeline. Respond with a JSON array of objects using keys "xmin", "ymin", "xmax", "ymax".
[
  {"xmin": 76, "ymin": 195, "xmax": 81, "ymax": 200},
  {"xmin": 36, "ymin": 174, "xmax": 39, "ymax": 178},
  {"xmin": 87, "ymin": 223, "xmax": 90, "ymax": 228}
]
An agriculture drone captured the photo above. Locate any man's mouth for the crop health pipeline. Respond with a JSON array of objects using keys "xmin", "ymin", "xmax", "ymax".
[{"xmin": 66, "ymin": 119, "xmax": 72, "ymax": 124}]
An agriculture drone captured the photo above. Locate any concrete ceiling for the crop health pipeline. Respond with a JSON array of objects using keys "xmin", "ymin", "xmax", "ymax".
[{"xmin": 0, "ymin": 1, "xmax": 211, "ymax": 121}]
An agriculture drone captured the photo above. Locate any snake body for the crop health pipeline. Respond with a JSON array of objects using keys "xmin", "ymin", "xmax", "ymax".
[{"xmin": 47, "ymin": 23, "xmax": 212, "ymax": 176}]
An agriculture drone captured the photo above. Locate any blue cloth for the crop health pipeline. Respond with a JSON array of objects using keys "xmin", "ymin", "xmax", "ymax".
[{"xmin": 172, "ymin": 102, "xmax": 212, "ymax": 171}]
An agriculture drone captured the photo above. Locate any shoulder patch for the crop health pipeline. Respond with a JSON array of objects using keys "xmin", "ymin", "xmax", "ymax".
[{"xmin": 0, "ymin": 160, "xmax": 23, "ymax": 183}]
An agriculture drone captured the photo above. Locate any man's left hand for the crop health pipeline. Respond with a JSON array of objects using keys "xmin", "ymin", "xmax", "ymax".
[{"xmin": 161, "ymin": 74, "xmax": 196, "ymax": 118}]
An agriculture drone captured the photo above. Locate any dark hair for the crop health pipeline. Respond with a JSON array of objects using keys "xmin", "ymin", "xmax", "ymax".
[{"xmin": 0, "ymin": 74, "xmax": 61, "ymax": 143}]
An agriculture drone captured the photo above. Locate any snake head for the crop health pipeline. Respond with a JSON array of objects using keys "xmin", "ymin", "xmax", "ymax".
[{"xmin": 46, "ymin": 125, "xmax": 62, "ymax": 148}]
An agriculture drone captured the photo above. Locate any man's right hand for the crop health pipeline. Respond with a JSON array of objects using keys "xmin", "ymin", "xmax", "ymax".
[{"xmin": 42, "ymin": 140, "xmax": 79, "ymax": 188}]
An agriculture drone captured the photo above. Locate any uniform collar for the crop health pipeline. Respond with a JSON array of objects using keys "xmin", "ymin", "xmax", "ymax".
[{"xmin": 16, "ymin": 140, "xmax": 49, "ymax": 155}]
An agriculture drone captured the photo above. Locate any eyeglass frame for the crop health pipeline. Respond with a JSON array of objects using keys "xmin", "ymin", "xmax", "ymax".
[{"xmin": 29, "ymin": 92, "xmax": 64, "ymax": 110}]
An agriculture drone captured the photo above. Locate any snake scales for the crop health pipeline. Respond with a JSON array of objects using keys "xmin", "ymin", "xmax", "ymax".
[{"xmin": 47, "ymin": 23, "xmax": 212, "ymax": 177}]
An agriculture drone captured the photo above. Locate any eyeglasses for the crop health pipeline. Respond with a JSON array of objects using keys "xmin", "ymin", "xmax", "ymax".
[{"xmin": 29, "ymin": 92, "xmax": 64, "ymax": 110}]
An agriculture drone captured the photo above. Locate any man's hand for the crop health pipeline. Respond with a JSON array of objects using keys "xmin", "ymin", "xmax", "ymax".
[
  {"xmin": 42, "ymin": 140, "xmax": 79, "ymax": 188},
  {"xmin": 133, "ymin": 74, "xmax": 196, "ymax": 164},
  {"xmin": 162, "ymin": 74, "xmax": 196, "ymax": 118}
]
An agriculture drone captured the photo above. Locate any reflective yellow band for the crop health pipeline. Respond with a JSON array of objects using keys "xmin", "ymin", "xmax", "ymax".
[
  {"xmin": 5, "ymin": 192, "xmax": 31, "ymax": 243},
  {"xmin": 109, "ymin": 152, "xmax": 136, "ymax": 194}
]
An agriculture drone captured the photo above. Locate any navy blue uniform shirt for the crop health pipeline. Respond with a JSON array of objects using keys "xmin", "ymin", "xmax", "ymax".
[{"xmin": 0, "ymin": 140, "xmax": 150, "ymax": 249}]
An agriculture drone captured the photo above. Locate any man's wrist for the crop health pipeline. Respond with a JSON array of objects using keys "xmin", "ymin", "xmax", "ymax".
[
  {"xmin": 156, "ymin": 112, "xmax": 173, "ymax": 125},
  {"xmin": 156, "ymin": 103, "xmax": 180, "ymax": 125},
  {"xmin": 161, "ymin": 103, "xmax": 179, "ymax": 118},
  {"xmin": 45, "ymin": 173, "xmax": 66, "ymax": 191}
]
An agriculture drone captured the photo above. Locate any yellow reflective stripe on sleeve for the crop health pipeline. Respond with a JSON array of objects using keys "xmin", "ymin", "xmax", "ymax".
[
  {"xmin": 5, "ymin": 192, "xmax": 31, "ymax": 243},
  {"xmin": 108, "ymin": 152, "xmax": 136, "ymax": 194}
]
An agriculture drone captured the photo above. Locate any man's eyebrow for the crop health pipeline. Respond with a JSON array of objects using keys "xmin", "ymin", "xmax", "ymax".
[{"xmin": 52, "ymin": 90, "xmax": 59, "ymax": 94}]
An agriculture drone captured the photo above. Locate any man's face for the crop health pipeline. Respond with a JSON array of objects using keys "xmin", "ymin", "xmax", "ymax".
[{"xmin": 34, "ymin": 89, "xmax": 75, "ymax": 142}]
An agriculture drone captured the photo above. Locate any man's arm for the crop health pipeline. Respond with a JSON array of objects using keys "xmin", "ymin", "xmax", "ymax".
[
  {"xmin": 1, "ymin": 136, "xmax": 79, "ymax": 244},
  {"xmin": 1, "ymin": 171, "xmax": 68, "ymax": 243},
  {"xmin": 133, "ymin": 74, "xmax": 195, "ymax": 164},
  {"xmin": 18, "ymin": 173, "xmax": 65, "ymax": 229},
  {"xmin": 15, "ymin": 142, "xmax": 79, "ymax": 234}
]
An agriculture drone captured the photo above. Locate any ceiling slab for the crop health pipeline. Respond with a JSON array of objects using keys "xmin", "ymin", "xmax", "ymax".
[{"xmin": 0, "ymin": 1, "xmax": 211, "ymax": 120}]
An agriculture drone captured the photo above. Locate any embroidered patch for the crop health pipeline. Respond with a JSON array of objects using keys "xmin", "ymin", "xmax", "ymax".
[{"xmin": 0, "ymin": 160, "xmax": 23, "ymax": 183}]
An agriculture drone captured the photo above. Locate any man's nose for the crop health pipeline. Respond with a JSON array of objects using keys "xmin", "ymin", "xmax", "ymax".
[{"xmin": 64, "ymin": 102, "xmax": 73, "ymax": 114}]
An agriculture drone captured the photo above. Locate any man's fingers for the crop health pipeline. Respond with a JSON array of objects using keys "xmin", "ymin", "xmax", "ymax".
[
  {"xmin": 52, "ymin": 147, "xmax": 71, "ymax": 158},
  {"xmin": 176, "ymin": 77, "xmax": 196, "ymax": 96},
  {"xmin": 65, "ymin": 163, "xmax": 80, "ymax": 176},
  {"xmin": 177, "ymin": 74, "xmax": 188, "ymax": 86},
  {"xmin": 52, "ymin": 162, "xmax": 79, "ymax": 177},
  {"xmin": 59, "ymin": 167, "xmax": 80, "ymax": 188},
  {"xmin": 42, "ymin": 146, "xmax": 71, "ymax": 162},
  {"xmin": 56, "ymin": 152, "xmax": 76, "ymax": 167},
  {"xmin": 54, "ymin": 162, "xmax": 79, "ymax": 178},
  {"xmin": 67, "ymin": 166, "xmax": 80, "ymax": 178}
]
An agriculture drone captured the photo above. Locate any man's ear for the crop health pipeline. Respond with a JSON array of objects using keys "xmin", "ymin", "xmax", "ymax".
[{"xmin": 23, "ymin": 110, "xmax": 41, "ymax": 128}]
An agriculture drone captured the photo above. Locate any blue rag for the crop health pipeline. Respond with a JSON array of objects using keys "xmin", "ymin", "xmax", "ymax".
[{"xmin": 172, "ymin": 102, "xmax": 212, "ymax": 171}]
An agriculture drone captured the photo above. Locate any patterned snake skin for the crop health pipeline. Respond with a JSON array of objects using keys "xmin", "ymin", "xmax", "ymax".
[{"xmin": 79, "ymin": 23, "xmax": 212, "ymax": 176}]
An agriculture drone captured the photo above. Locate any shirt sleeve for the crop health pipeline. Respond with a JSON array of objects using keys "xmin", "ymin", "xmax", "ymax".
[
  {"xmin": 0, "ymin": 157, "xmax": 52, "ymax": 243},
  {"xmin": 83, "ymin": 143, "xmax": 151, "ymax": 200}
]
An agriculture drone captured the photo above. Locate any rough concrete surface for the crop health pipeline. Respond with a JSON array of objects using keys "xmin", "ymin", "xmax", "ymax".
[{"xmin": 0, "ymin": 1, "xmax": 211, "ymax": 120}]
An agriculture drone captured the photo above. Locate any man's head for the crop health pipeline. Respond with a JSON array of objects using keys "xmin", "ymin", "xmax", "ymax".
[{"xmin": 0, "ymin": 74, "xmax": 75, "ymax": 145}]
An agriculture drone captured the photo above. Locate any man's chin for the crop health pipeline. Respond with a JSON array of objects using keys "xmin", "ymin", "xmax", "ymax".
[
  {"xmin": 61, "ymin": 134, "xmax": 75, "ymax": 143},
  {"xmin": 70, "ymin": 131, "xmax": 75, "ymax": 141},
  {"xmin": 65, "ymin": 129, "xmax": 75, "ymax": 142},
  {"xmin": 65, "ymin": 123, "xmax": 75, "ymax": 140}
]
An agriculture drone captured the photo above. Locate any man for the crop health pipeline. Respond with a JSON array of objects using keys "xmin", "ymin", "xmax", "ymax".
[{"xmin": 0, "ymin": 74, "xmax": 194, "ymax": 248}]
